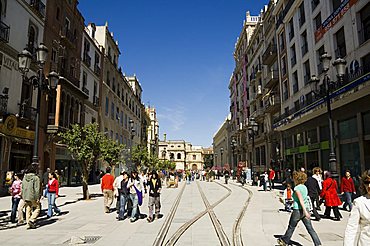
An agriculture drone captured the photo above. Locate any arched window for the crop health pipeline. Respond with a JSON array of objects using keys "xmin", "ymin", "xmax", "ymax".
[{"xmin": 177, "ymin": 153, "xmax": 181, "ymax": 160}]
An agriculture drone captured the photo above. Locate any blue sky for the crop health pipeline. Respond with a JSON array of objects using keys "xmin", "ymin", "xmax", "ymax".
[{"xmin": 79, "ymin": 0, "xmax": 269, "ymax": 147}]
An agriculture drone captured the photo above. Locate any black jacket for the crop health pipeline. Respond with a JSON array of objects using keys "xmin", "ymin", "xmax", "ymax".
[
  {"xmin": 148, "ymin": 178, "xmax": 162, "ymax": 197},
  {"xmin": 305, "ymin": 176, "xmax": 321, "ymax": 197}
]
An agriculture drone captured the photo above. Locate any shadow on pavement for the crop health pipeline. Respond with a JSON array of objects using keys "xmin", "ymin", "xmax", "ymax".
[{"xmin": 273, "ymin": 235, "xmax": 303, "ymax": 246}]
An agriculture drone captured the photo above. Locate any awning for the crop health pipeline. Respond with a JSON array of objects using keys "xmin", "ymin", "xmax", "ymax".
[{"xmin": 12, "ymin": 137, "xmax": 33, "ymax": 145}]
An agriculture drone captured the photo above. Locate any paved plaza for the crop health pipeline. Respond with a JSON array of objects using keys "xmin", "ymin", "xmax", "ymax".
[{"xmin": 0, "ymin": 179, "xmax": 349, "ymax": 245}]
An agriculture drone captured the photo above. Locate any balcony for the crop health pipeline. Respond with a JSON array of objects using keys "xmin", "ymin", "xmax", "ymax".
[
  {"xmin": 0, "ymin": 20, "xmax": 10, "ymax": 43},
  {"xmin": 59, "ymin": 68, "xmax": 80, "ymax": 88},
  {"xmin": 262, "ymin": 44, "xmax": 277, "ymax": 65},
  {"xmin": 82, "ymin": 86, "xmax": 89, "ymax": 96},
  {"xmin": 358, "ymin": 26, "xmax": 370, "ymax": 45},
  {"xmin": 61, "ymin": 29, "xmax": 75, "ymax": 46},
  {"xmin": 264, "ymin": 70, "xmax": 279, "ymax": 89},
  {"xmin": 0, "ymin": 95, "xmax": 8, "ymax": 114},
  {"xmin": 19, "ymin": 103, "xmax": 36, "ymax": 121},
  {"xmin": 94, "ymin": 64, "xmax": 101, "ymax": 76},
  {"xmin": 30, "ymin": 0, "xmax": 46, "ymax": 18},
  {"xmin": 83, "ymin": 53, "xmax": 91, "ymax": 67},
  {"xmin": 93, "ymin": 96, "xmax": 99, "ymax": 107},
  {"xmin": 264, "ymin": 94, "xmax": 281, "ymax": 113}
]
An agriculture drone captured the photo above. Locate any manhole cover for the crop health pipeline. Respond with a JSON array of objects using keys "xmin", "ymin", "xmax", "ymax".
[{"xmin": 63, "ymin": 236, "xmax": 102, "ymax": 245}]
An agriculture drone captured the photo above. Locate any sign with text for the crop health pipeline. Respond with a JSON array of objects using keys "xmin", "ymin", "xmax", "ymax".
[{"xmin": 315, "ymin": 0, "xmax": 358, "ymax": 42}]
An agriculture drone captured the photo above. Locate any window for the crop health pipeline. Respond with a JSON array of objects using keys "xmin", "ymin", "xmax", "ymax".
[
  {"xmin": 51, "ymin": 48, "xmax": 57, "ymax": 63},
  {"xmin": 281, "ymin": 56, "xmax": 287, "ymax": 76},
  {"xmin": 292, "ymin": 71, "xmax": 299, "ymax": 93},
  {"xmin": 359, "ymin": 3, "xmax": 370, "ymax": 45},
  {"xmin": 317, "ymin": 45, "xmax": 325, "ymax": 74},
  {"xmin": 294, "ymin": 100, "xmax": 300, "ymax": 111},
  {"xmin": 120, "ymin": 111, "xmax": 123, "ymax": 126},
  {"xmin": 363, "ymin": 111, "xmax": 370, "ymax": 135},
  {"xmin": 314, "ymin": 12, "xmax": 322, "ymax": 31},
  {"xmin": 82, "ymin": 71, "xmax": 87, "ymax": 88},
  {"xmin": 117, "ymin": 85, "xmax": 120, "ymax": 98},
  {"xmin": 339, "ymin": 117, "xmax": 358, "ymax": 139},
  {"xmin": 105, "ymin": 97, "xmax": 109, "ymax": 115},
  {"xmin": 106, "ymin": 71, "xmax": 110, "ymax": 86},
  {"xmin": 312, "ymin": 0, "xmax": 320, "ymax": 11},
  {"xmin": 299, "ymin": 3, "xmax": 305, "ymax": 27},
  {"xmin": 279, "ymin": 31, "xmax": 285, "ymax": 51},
  {"xmin": 320, "ymin": 125, "xmax": 329, "ymax": 141},
  {"xmin": 284, "ymin": 135, "xmax": 293, "ymax": 149},
  {"xmin": 112, "ymin": 77, "xmax": 115, "ymax": 92},
  {"xmin": 93, "ymin": 81, "xmax": 97, "ymax": 96},
  {"xmin": 301, "ymin": 31, "xmax": 308, "ymax": 55},
  {"xmin": 111, "ymin": 102, "xmax": 114, "ymax": 119},
  {"xmin": 56, "ymin": 7, "xmax": 60, "ymax": 20},
  {"xmin": 290, "ymin": 45, "xmax": 296, "ymax": 66},
  {"xmin": 289, "ymin": 19, "xmax": 294, "ymax": 40},
  {"xmin": 303, "ymin": 60, "xmax": 311, "ymax": 85},
  {"xmin": 306, "ymin": 129, "xmax": 318, "ymax": 144},
  {"xmin": 116, "ymin": 107, "xmax": 119, "ymax": 121},
  {"xmin": 283, "ymin": 80, "xmax": 289, "ymax": 101},
  {"xmin": 27, "ymin": 25, "xmax": 37, "ymax": 53},
  {"xmin": 110, "ymin": 130, "xmax": 113, "ymax": 139},
  {"xmin": 193, "ymin": 155, "xmax": 196, "ymax": 160},
  {"xmin": 332, "ymin": 0, "xmax": 342, "ymax": 11},
  {"xmin": 335, "ymin": 27, "xmax": 346, "ymax": 58},
  {"xmin": 294, "ymin": 132, "xmax": 304, "ymax": 146},
  {"xmin": 64, "ymin": 18, "xmax": 70, "ymax": 32},
  {"xmin": 177, "ymin": 153, "xmax": 182, "ymax": 159}
]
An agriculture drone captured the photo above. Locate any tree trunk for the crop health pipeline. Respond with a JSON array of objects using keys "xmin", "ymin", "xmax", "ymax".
[
  {"xmin": 82, "ymin": 163, "xmax": 90, "ymax": 200},
  {"xmin": 111, "ymin": 164, "xmax": 115, "ymax": 177}
]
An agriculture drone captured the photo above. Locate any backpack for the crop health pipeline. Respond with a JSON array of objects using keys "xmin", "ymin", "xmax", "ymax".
[{"xmin": 119, "ymin": 180, "xmax": 129, "ymax": 196}]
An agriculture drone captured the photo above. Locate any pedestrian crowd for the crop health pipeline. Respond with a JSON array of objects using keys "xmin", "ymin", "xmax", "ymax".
[{"xmin": 7, "ymin": 165, "xmax": 61, "ymax": 229}]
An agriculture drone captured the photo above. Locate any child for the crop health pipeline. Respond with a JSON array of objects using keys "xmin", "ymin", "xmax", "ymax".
[{"xmin": 283, "ymin": 183, "xmax": 294, "ymax": 212}]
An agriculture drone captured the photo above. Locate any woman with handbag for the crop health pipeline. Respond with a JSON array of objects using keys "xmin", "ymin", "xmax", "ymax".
[
  {"xmin": 47, "ymin": 172, "xmax": 61, "ymax": 218},
  {"xmin": 278, "ymin": 171, "xmax": 322, "ymax": 246},
  {"xmin": 320, "ymin": 171, "xmax": 342, "ymax": 221},
  {"xmin": 127, "ymin": 170, "xmax": 144, "ymax": 223},
  {"xmin": 344, "ymin": 170, "xmax": 370, "ymax": 246}
]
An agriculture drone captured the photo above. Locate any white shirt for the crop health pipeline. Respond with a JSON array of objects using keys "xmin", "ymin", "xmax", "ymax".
[
  {"xmin": 344, "ymin": 195, "xmax": 370, "ymax": 246},
  {"xmin": 312, "ymin": 174, "xmax": 323, "ymax": 190}
]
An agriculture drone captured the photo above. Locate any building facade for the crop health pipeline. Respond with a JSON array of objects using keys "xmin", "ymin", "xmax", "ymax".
[
  {"xmin": 273, "ymin": 0, "xmax": 370, "ymax": 177},
  {"xmin": 0, "ymin": 0, "xmax": 46, "ymax": 184},
  {"xmin": 146, "ymin": 106, "xmax": 159, "ymax": 156},
  {"xmin": 212, "ymin": 114, "xmax": 231, "ymax": 169}
]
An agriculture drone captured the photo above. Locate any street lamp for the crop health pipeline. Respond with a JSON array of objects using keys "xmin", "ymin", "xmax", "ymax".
[
  {"xmin": 18, "ymin": 43, "xmax": 60, "ymax": 166},
  {"xmin": 214, "ymin": 153, "xmax": 218, "ymax": 168},
  {"xmin": 309, "ymin": 52, "xmax": 347, "ymax": 178},
  {"xmin": 231, "ymin": 138, "xmax": 237, "ymax": 171},
  {"xmin": 220, "ymin": 147, "xmax": 224, "ymax": 168},
  {"xmin": 248, "ymin": 117, "xmax": 258, "ymax": 174}
]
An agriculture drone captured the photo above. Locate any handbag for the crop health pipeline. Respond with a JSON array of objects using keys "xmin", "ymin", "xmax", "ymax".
[
  {"xmin": 305, "ymin": 196, "xmax": 313, "ymax": 213},
  {"xmin": 134, "ymin": 185, "xmax": 143, "ymax": 206}
]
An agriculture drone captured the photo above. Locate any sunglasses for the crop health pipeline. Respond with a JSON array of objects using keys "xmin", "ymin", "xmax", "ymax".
[{"xmin": 364, "ymin": 180, "xmax": 370, "ymax": 185}]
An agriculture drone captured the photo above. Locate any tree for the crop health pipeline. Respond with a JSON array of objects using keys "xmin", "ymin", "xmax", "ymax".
[
  {"xmin": 203, "ymin": 154, "xmax": 214, "ymax": 170},
  {"xmin": 131, "ymin": 144, "xmax": 149, "ymax": 171},
  {"xmin": 58, "ymin": 123, "xmax": 103, "ymax": 199},
  {"xmin": 100, "ymin": 136, "xmax": 125, "ymax": 175}
]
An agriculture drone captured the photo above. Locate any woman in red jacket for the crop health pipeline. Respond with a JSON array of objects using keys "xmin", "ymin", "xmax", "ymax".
[
  {"xmin": 320, "ymin": 171, "xmax": 342, "ymax": 221},
  {"xmin": 47, "ymin": 172, "xmax": 61, "ymax": 218}
]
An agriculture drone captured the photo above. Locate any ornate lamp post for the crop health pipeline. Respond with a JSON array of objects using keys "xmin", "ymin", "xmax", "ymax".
[
  {"xmin": 248, "ymin": 117, "xmax": 258, "ymax": 174},
  {"xmin": 214, "ymin": 153, "xmax": 218, "ymax": 169},
  {"xmin": 220, "ymin": 147, "xmax": 224, "ymax": 168},
  {"xmin": 309, "ymin": 52, "xmax": 346, "ymax": 178},
  {"xmin": 18, "ymin": 43, "xmax": 60, "ymax": 166},
  {"xmin": 231, "ymin": 138, "xmax": 237, "ymax": 173}
]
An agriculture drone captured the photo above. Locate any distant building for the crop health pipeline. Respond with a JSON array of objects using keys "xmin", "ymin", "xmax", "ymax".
[{"xmin": 213, "ymin": 114, "xmax": 232, "ymax": 169}]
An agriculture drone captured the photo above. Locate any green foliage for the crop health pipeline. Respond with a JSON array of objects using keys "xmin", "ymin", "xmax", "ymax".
[
  {"xmin": 100, "ymin": 136, "xmax": 126, "ymax": 167},
  {"xmin": 203, "ymin": 154, "xmax": 214, "ymax": 169},
  {"xmin": 131, "ymin": 144, "xmax": 149, "ymax": 170},
  {"xmin": 158, "ymin": 160, "xmax": 176, "ymax": 171}
]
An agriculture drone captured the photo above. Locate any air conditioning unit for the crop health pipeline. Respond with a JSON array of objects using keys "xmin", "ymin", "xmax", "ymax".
[{"xmin": 257, "ymin": 85, "xmax": 262, "ymax": 95}]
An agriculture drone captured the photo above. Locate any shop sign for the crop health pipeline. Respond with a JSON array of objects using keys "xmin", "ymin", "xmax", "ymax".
[
  {"xmin": 315, "ymin": 0, "xmax": 358, "ymax": 42},
  {"xmin": 0, "ymin": 115, "xmax": 35, "ymax": 139},
  {"xmin": 1, "ymin": 52, "xmax": 19, "ymax": 71},
  {"xmin": 308, "ymin": 143, "xmax": 321, "ymax": 151}
]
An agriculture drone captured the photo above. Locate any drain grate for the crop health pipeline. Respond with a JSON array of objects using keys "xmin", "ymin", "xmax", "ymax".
[{"xmin": 63, "ymin": 236, "xmax": 102, "ymax": 245}]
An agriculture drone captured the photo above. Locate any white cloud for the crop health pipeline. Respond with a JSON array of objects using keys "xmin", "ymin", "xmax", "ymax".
[{"xmin": 157, "ymin": 104, "xmax": 186, "ymax": 132}]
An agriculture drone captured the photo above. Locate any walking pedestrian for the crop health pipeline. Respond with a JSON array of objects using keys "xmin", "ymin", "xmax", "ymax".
[
  {"xmin": 305, "ymin": 170, "xmax": 321, "ymax": 221},
  {"xmin": 283, "ymin": 183, "xmax": 293, "ymax": 212},
  {"xmin": 147, "ymin": 170, "xmax": 162, "ymax": 222},
  {"xmin": 47, "ymin": 172, "xmax": 61, "ymax": 218},
  {"xmin": 117, "ymin": 171, "xmax": 129, "ymax": 221},
  {"xmin": 277, "ymin": 171, "xmax": 322, "ymax": 246},
  {"xmin": 344, "ymin": 169, "xmax": 370, "ymax": 246},
  {"xmin": 312, "ymin": 167, "xmax": 323, "ymax": 190},
  {"xmin": 22, "ymin": 164, "xmax": 41, "ymax": 229},
  {"xmin": 113, "ymin": 171, "xmax": 124, "ymax": 213},
  {"xmin": 268, "ymin": 167, "xmax": 275, "ymax": 190},
  {"xmin": 340, "ymin": 170, "xmax": 356, "ymax": 212},
  {"xmin": 10, "ymin": 173, "xmax": 22, "ymax": 223},
  {"xmin": 42, "ymin": 168, "xmax": 50, "ymax": 197},
  {"xmin": 127, "ymin": 170, "xmax": 144, "ymax": 222},
  {"xmin": 320, "ymin": 171, "xmax": 342, "ymax": 221},
  {"xmin": 101, "ymin": 167, "xmax": 114, "ymax": 213}
]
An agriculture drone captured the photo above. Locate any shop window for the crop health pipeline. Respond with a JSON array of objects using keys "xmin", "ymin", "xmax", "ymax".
[
  {"xmin": 320, "ymin": 125, "xmax": 329, "ymax": 141},
  {"xmin": 294, "ymin": 132, "xmax": 304, "ymax": 147},
  {"xmin": 306, "ymin": 128, "xmax": 318, "ymax": 145},
  {"xmin": 363, "ymin": 111, "xmax": 370, "ymax": 135},
  {"xmin": 340, "ymin": 143, "xmax": 361, "ymax": 177},
  {"xmin": 339, "ymin": 117, "xmax": 358, "ymax": 139},
  {"xmin": 284, "ymin": 135, "xmax": 293, "ymax": 149}
]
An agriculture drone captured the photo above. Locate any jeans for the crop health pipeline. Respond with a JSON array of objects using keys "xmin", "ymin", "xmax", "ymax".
[
  {"xmin": 118, "ymin": 194, "xmax": 128, "ymax": 219},
  {"xmin": 343, "ymin": 192, "xmax": 353, "ymax": 211},
  {"xmin": 47, "ymin": 192, "xmax": 60, "ymax": 217},
  {"xmin": 281, "ymin": 209, "xmax": 322, "ymax": 246},
  {"xmin": 269, "ymin": 179, "xmax": 274, "ymax": 190},
  {"xmin": 11, "ymin": 197, "xmax": 21, "ymax": 223},
  {"xmin": 129, "ymin": 193, "xmax": 138, "ymax": 220}
]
